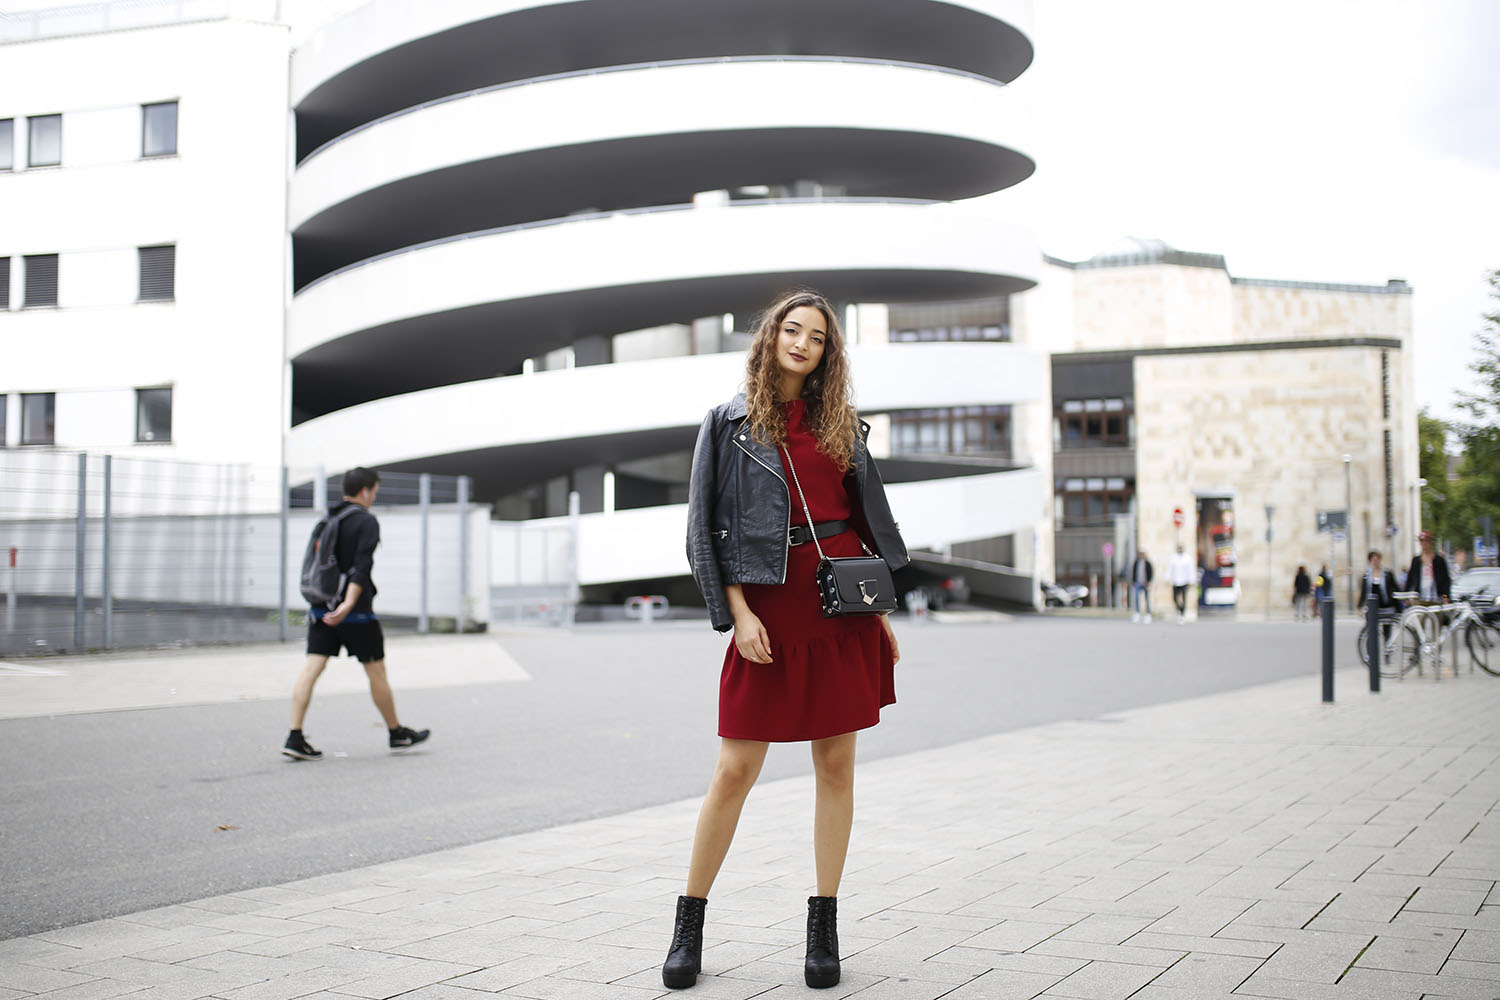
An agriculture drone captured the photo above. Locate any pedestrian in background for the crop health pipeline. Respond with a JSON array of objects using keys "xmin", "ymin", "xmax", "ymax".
[
  {"xmin": 283, "ymin": 468, "xmax": 430, "ymax": 761},
  {"xmin": 1128, "ymin": 549, "xmax": 1154, "ymax": 624},
  {"xmin": 670, "ymin": 289, "xmax": 909, "ymax": 990},
  {"xmin": 1406, "ymin": 531, "xmax": 1452, "ymax": 604},
  {"xmin": 1293, "ymin": 565, "xmax": 1312, "ymax": 620},
  {"xmin": 1313, "ymin": 563, "xmax": 1331, "ymax": 617},
  {"xmin": 1359, "ymin": 550, "xmax": 1401, "ymax": 610},
  {"xmin": 1166, "ymin": 544, "xmax": 1195, "ymax": 624}
]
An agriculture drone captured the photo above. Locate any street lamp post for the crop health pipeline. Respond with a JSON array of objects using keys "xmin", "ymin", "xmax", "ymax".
[
  {"xmin": 1265, "ymin": 504, "xmax": 1275, "ymax": 621},
  {"xmin": 1343, "ymin": 455, "xmax": 1354, "ymax": 613},
  {"xmin": 1414, "ymin": 477, "xmax": 1427, "ymax": 542}
]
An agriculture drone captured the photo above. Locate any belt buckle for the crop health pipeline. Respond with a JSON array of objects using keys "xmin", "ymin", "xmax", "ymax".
[{"xmin": 788, "ymin": 526, "xmax": 803, "ymax": 547}]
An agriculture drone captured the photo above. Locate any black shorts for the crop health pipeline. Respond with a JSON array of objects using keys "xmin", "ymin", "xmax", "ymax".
[{"xmin": 306, "ymin": 619, "xmax": 385, "ymax": 662}]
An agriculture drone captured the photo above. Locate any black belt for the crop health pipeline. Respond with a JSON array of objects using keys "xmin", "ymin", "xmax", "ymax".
[{"xmin": 788, "ymin": 520, "xmax": 849, "ymax": 547}]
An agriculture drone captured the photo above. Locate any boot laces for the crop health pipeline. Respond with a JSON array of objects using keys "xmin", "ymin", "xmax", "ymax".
[
  {"xmin": 673, "ymin": 904, "xmax": 703, "ymax": 948},
  {"xmin": 808, "ymin": 905, "xmax": 835, "ymax": 950}
]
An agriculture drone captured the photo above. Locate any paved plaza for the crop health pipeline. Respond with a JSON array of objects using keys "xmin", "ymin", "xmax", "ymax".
[{"xmin": 2, "ymin": 625, "xmax": 1498, "ymax": 1000}]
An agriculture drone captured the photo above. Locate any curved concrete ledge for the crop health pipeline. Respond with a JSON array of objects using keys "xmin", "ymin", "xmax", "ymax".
[
  {"xmin": 287, "ymin": 200, "xmax": 1041, "ymax": 418},
  {"xmin": 290, "ymin": 59, "xmax": 1033, "ymax": 285},
  {"xmin": 292, "ymin": 0, "xmax": 1034, "ymax": 155},
  {"xmin": 537, "ymin": 465, "xmax": 1046, "ymax": 586},
  {"xmin": 287, "ymin": 342, "xmax": 1047, "ymax": 486}
]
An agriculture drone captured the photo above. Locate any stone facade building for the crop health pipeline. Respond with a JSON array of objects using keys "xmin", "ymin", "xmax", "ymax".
[{"xmin": 1016, "ymin": 239, "xmax": 1416, "ymax": 616}]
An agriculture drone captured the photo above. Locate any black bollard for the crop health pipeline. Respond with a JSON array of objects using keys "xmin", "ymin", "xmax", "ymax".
[
  {"xmin": 1321, "ymin": 596, "xmax": 1335, "ymax": 702},
  {"xmin": 1366, "ymin": 594, "xmax": 1382, "ymax": 693}
]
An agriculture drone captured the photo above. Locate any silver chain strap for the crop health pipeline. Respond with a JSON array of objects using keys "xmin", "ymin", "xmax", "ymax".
[{"xmin": 781, "ymin": 445, "xmax": 873, "ymax": 559}]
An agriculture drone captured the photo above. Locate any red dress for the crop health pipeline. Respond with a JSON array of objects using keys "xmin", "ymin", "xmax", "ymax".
[{"xmin": 718, "ymin": 400, "xmax": 897, "ymax": 742}]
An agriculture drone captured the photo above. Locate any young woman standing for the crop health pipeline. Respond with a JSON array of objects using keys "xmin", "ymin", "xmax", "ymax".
[{"xmin": 665, "ymin": 290, "xmax": 909, "ymax": 990}]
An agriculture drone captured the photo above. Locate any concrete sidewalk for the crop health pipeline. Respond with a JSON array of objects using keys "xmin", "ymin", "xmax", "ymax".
[{"xmin": 2, "ymin": 659, "xmax": 1498, "ymax": 999}]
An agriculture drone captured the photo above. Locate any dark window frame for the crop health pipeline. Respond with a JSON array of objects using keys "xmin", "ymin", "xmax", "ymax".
[
  {"xmin": 22, "ymin": 253, "xmax": 59, "ymax": 308},
  {"xmin": 20, "ymin": 392, "xmax": 55, "ymax": 446},
  {"xmin": 138, "ymin": 244, "xmax": 175, "ymax": 302},
  {"xmin": 141, "ymin": 101, "xmax": 178, "ymax": 158},
  {"xmin": 1056, "ymin": 398, "xmax": 1132, "ymax": 449},
  {"xmin": 27, "ymin": 114, "xmax": 61, "ymax": 168},
  {"xmin": 135, "ymin": 386, "xmax": 172, "ymax": 443},
  {"xmin": 0, "ymin": 118, "xmax": 13, "ymax": 170},
  {"xmin": 0, "ymin": 393, "xmax": 7, "ymax": 447},
  {"xmin": 0, "ymin": 255, "xmax": 10, "ymax": 310},
  {"xmin": 890, "ymin": 404, "xmax": 1012, "ymax": 457}
]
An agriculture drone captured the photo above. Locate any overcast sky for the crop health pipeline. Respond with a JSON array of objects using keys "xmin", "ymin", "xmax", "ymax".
[
  {"xmin": 992, "ymin": 0, "xmax": 1500, "ymax": 424},
  {"xmin": 11, "ymin": 1, "xmax": 1495, "ymax": 422}
]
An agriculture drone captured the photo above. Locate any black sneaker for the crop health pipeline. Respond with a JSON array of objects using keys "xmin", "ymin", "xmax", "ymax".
[
  {"xmin": 389, "ymin": 726, "xmax": 430, "ymax": 752},
  {"xmin": 282, "ymin": 731, "xmax": 323, "ymax": 761}
]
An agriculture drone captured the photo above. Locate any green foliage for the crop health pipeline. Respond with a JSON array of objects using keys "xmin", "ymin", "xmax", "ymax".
[{"xmin": 1440, "ymin": 270, "xmax": 1500, "ymax": 558}]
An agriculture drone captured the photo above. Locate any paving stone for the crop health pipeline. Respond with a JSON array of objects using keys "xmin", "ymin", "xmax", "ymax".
[
  {"xmin": 210, "ymin": 966, "xmax": 366, "ymax": 1000},
  {"xmin": 0, "ymin": 965, "xmax": 98, "ymax": 993},
  {"xmin": 1039, "ymin": 959, "xmax": 1159, "ymax": 999},
  {"xmin": 16, "ymin": 978, "xmax": 145, "ymax": 1000},
  {"xmin": 1403, "ymin": 887, "xmax": 1489, "ymax": 916},
  {"xmin": 901, "ymin": 967, "xmax": 1060, "ymax": 999},
  {"xmin": 1354, "ymin": 932, "xmax": 1457, "ymax": 974},
  {"xmin": 324, "ymin": 958, "xmax": 476, "ymax": 999}
]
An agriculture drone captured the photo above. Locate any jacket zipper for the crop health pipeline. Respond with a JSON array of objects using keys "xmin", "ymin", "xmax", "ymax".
[{"xmin": 731, "ymin": 428, "xmax": 791, "ymax": 584}]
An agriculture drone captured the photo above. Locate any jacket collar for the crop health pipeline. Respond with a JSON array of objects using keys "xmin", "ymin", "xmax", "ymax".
[{"xmin": 726, "ymin": 391, "xmax": 749, "ymax": 421}]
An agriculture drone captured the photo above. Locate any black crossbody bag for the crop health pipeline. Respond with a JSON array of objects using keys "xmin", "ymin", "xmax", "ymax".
[{"xmin": 782, "ymin": 446, "xmax": 898, "ymax": 617}]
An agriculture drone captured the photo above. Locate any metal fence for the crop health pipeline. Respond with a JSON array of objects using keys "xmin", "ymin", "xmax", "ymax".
[{"xmin": 0, "ymin": 451, "xmax": 481, "ymax": 658}]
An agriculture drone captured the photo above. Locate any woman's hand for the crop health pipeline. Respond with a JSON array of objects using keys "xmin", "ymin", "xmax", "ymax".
[
  {"xmin": 733, "ymin": 612, "xmax": 773, "ymax": 663},
  {"xmin": 881, "ymin": 613, "xmax": 901, "ymax": 664}
]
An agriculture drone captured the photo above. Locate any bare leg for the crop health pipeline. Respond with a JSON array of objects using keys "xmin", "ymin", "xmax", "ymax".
[
  {"xmin": 361, "ymin": 659, "xmax": 400, "ymax": 729},
  {"xmin": 290, "ymin": 655, "xmax": 329, "ymax": 729},
  {"xmin": 811, "ymin": 732, "xmax": 857, "ymax": 897},
  {"xmin": 685, "ymin": 738, "xmax": 770, "ymax": 898}
]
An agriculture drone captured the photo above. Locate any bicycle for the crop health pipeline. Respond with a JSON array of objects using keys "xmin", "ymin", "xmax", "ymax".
[
  {"xmin": 1400, "ymin": 596, "xmax": 1499, "ymax": 678},
  {"xmin": 1356, "ymin": 604, "xmax": 1421, "ymax": 678},
  {"xmin": 1461, "ymin": 596, "xmax": 1499, "ymax": 676}
]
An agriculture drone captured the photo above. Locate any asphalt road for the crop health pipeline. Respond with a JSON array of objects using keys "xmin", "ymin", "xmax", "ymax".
[{"xmin": 1, "ymin": 614, "xmax": 1352, "ymax": 938}]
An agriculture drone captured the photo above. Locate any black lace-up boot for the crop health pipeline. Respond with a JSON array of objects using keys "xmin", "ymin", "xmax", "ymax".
[
  {"xmin": 661, "ymin": 895, "xmax": 707, "ymax": 989},
  {"xmin": 805, "ymin": 895, "xmax": 840, "ymax": 988}
]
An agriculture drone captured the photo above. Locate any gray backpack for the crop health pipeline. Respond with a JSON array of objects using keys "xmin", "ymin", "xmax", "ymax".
[{"xmin": 299, "ymin": 506, "xmax": 360, "ymax": 609}]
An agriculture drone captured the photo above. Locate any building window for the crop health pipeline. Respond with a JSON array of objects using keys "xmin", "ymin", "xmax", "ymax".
[
  {"xmin": 21, "ymin": 392, "xmax": 55, "ymax": 445},
  {"xmin": 0, "ymin": 256, "xmax": 10, "ymax": 309},
  {"xmin": 1057, "ymin": 476, "xmax": 1133, "ymax": 527},
  {"xmin": 1056, "ymin": 398, "xmax": 1131, "ymax": 449},
  {"xmin": 0, "ymin": 119, "xmax": 13, "ymax": 170},
  {"xmin": 27, "ymin": 115, "xmax": 61, "ymax": 167},
  {"xmin": 136, "ymin": 387, "xmax": 172, "ymax": 442},
  {"xmin": 0, "ymin": 395, "xmax": 6, "ymax": 446},
  {"xmin": 138, "ymin": 244, "xmax": 175, "ymax": 301},
  {"xmin": 142, "ymin": 101, "xmax": 178, "ymax": 157},
  {"xmin": 891, "ymin": 324, "xmax": 1008, "ymax": 343},
  {"xmin": 890, "ymin": 405, "xmax": 1011, "ymax": 456},
  {"xmin": 23, "ymin": 254, "xmax": 59, "ymax": 308}
]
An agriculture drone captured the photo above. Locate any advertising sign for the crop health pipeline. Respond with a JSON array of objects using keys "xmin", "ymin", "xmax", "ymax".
[{"xmin": 1196, "ymin": 495, "xmax": 1237, "ymax": 608}]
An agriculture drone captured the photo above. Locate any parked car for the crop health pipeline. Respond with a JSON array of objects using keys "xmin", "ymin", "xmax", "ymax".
[
  {"xmin": 1452, "ymin": 567, "xmax": 1500, "ymax": 603},
  {"xmin": 1041, "ymin": 581, "xmax": 1089, "ymax": 607},
  {"xmin": 900, "ymin": 573, "xmax": 970, "ymax": 611}
]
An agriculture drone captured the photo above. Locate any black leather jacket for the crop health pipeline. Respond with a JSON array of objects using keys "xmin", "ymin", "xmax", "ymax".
[{"xmin": 686, "ymin": 392, "xmax": 911, "ymax": 632}]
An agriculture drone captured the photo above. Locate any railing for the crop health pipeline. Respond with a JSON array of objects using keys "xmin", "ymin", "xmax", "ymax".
[
  {"xmin": 0, "ymin": 0, "xmax": 276, "ymax": 43},
  {"xmin": 0, "ymin": 451, "xmax": 482, "ymax": 656},
  {"xmin": 298, "ymin": 54, "xmax": 1009, "ymax": 164}
]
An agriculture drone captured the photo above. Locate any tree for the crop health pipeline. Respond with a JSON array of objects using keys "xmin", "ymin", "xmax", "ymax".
[
  {"xmin": 1447, "ymin": 269, "xmax": 1500, "ymax": 559},
  {"xmin": 1417, "ymin": 408, "xmax": 1452, "ymax": 541}
]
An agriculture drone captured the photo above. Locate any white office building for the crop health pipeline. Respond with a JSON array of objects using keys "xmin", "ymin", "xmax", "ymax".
[
  {"xmin": 3, "ymin": 0, "xmax": 1054, "ymax": 609},
  {"xmin": 0, "ymin": 2, "xmax": 290, "ymax": 467}
]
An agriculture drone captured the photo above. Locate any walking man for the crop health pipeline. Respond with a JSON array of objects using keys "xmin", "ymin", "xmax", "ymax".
[
  {"xmin": 1166, "ymin": 544, "xmax": 1195, "ymax": 624},
  {"xmin": 1129, "ymin": 549, "xmax": 1154, "ymax": 624},
  {"xmin": 283, "ymin": 468, "xmax": 430, "ymax": 760}
]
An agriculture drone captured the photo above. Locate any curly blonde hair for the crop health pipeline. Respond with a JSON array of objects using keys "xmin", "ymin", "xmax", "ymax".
[{"xmin": 743, "ymin": 289, "xmax": 860, "ymax": 473}]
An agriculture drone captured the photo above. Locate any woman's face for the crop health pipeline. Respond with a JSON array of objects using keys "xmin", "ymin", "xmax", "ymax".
[{"xmin": 775, "ymin": 305, "xmax": 828, "ymax": 379}]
